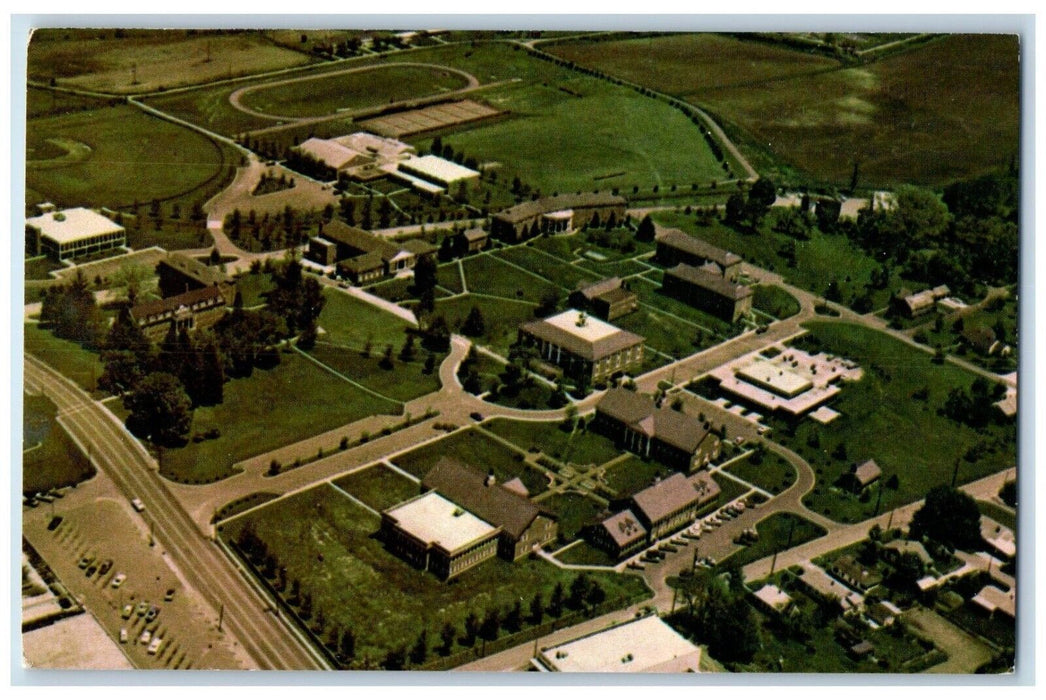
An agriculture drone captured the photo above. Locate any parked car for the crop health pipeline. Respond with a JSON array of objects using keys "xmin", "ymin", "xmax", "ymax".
[
  {"xmin": 119, "ymin": 628, "xmax": 128, "ymax": 644},
  {"xmin": 148, "ymin": 637, "xmax": 163, "ymax": 655},
  {"xmin": 111, "ymin": 573, "xmax": 127, "ymax": 589},
  {"xmin": 136, "ymin": 601, "xmax": 149, "ymax": 617},
  {"xmin": 145, "ymin": 605, "xmax": 160, "ymax": 623},
  {"xmin": 98, "ymin": 559, "xmax": 113, "ymax": 576},
  {"xmin": 164, "ymin": 588, "xmax": 176, "ymax": 602},
  {"xmin": 78, "ymin": 555, "xmax": 94, "ymax": 569},
  {"xmin": 47, "ymin": 516, "xmax": 63, "ymax": 531},
  {"xmin": 131, "ymin": 498, "xmax": 145, "ymax": 512},
  {"xmin": 85, "ymin": 565, "xmax": 97, "ymax": 577},
  {"xmin": 121, "ymin": 604, "xmax": 133, "ymax": 619},
  {"xmin": 139, "ymin": 629, "xmax": 152, "ymax": 645}
]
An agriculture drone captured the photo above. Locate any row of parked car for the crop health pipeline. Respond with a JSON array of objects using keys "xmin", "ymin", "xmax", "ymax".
[{"xmin": 24, "ymin": 487, "xmax": 67, "ymax": 508}]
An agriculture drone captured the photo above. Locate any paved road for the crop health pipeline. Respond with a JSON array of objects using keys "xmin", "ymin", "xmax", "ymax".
[{"xmin": 25, "ymin": 355, "xmax": 329, "ymax": 671}]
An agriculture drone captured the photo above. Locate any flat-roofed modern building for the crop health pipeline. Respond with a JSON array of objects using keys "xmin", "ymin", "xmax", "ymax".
[
  {"xmin": 661, "ymin": 263, "xmax": 752, "ymax": 323},
  {"xmin": 491, "ymin": 193, "xmax": 627, "ymax": 242},
  {"xmin": 655, "ymin": 228, "xmax": 743, "ymax": 281},
  {"xmin": 517, "ymin": 309, "xmax": 645, "ymax": 385},
  {"xmin": 379, "ymin": 492, "xmax": 501, "ymax": 580},
  {"xmin": 735, "ymin": 357, "xmax": 814, "ymax": 398},
  {"xmin": 27, "ymin": 207, "xmax": 126, "ymax": 261},
  {"xmin": 397, "ymin": 154, "xmax": 480, "ymax": 188},
  {"xmin": 593, "ymin": 388, "xmax": 722, "ymax": 471},
  {"xmin": 532, "ymin": 615, "xmax": 703, "ymax": 673}
]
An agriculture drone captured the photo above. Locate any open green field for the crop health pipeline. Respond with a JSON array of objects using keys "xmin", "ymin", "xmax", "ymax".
[
  {"xmin": 124, "ymin": 220, "xmax": 213, "ymax": 252},
  {"xmin": 752, "ymin": 285, "xmax": 801, "ymax": 320},
  {"xmin": 161, "ymin": 353, "xmax": 399, "ymax": 484},
  {"xmin": 332, "ymin": 464, "xmax": 420, "ymax": 512},
  {"xmin": 552, "ymin": 33, "xmax": 1019, "ymax": 187},
  {"xmin": 22, "ymin": 393, "xmax": 96, "ymax": 494},
  {"xmin": 434, "ymin": 295, "xmax": 537, "ymax": 356},
  {"xmin": 26, "ymin": 104, "xmax": 237, "ymax": 211},
  {"xmin": 391, "ymin": 427, "xmax": 550, "ymax": 496},
  {"xmin": 24, "ymin": 324, "xmax": 103, "ymax": 393},
  {"xmin": 556, "ymin": 541, "xmax": 617, "ymax": 567},
  {"xmin": 652, "ymin": 210, "xmax": 908, "ymax": 310},
  {"xmin": 496, "ymin": 246, "xmax": 600, "ymax": 291},
  {"xmin": 460, "ymin": 254, "xmax": 560, "ymax": 304},
  {"xmin": 785, "ymin": 322, "xmax": 1017, "ymax": 523},
  {"xmin": 26, "ymin": 87, "xmax": 115, "ymax": 120},
  {"xmin": 219, "ymin": 484, "xmax": 649, "ymax": 665},
  {"xmin": 484, "ymin": 419, "xmax": 622, "ymax": 467},
  {"xmin": 239, "ymin": 64, "xmax": 471, "ymax": 119},
  {"xmin": 25, "ymin": 257, "xmax": 66, "ymax": 281},
  {"xmin": 724, "ymin": 450, "xmax": 797, "ymax": 495},
  {"xmin": 307, "ymin": 342, "xmax": 440, "ymax": 403},
  {"xmin": 316, "ymin": 290, "xmax": 416, "ymax": 350},
  {"xmin": 722, "ymin": 513, "xmax": 827, "ymax": 569},
  {"xmin": 29, "ymin": 29, "xmax": 314, "ymax": 94},
  {"xmin": 601, "ymin": 455, "xmax": 669, "ymax": 498},
  {"xmin": 712, "ymin": 472, "xmax": 752, "ymax": 506}
]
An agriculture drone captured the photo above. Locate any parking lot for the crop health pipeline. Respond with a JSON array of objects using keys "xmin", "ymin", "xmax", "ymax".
[{"xmin": 22, "ymin": 475, "xmax": 250, "ymax": 670}]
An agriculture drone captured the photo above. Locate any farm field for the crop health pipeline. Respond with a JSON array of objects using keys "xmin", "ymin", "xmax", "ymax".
[
  {"xmin": 160, "ymin": 353, "xmax": 399, "ymax": 484},
  {"xmin": 26, "ymin": 104, "xmax": 238, "ymax": 211},
  {"xmin": 238, "ymin": 64, "xmax": 472, "ymax": 119},
  {"xmin": 783, "ymin": 322, "xmax": 1017, "ymax": 523},
  {"xmin": 550, "ymin": 33, "xmax": 1019, "ymax": 187},
  {"xmin": 218, "ymin": 484, "xmax": 649, "ymax": 666},
  {"xmin": 28, "ymin": 29, "xmax": 315, "ymax": 94}
]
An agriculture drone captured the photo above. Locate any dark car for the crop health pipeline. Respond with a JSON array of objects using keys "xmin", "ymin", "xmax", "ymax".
[
  {"xmin": 98, "ymin": 559, "xmax": 113, "ymax": 576},
  {"xmin": 47, "ymin": 516, "xmax": 63, "ymax": 531}
]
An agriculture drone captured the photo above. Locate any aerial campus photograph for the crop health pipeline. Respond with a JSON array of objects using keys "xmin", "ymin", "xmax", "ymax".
[{"xmin": 16, "ymin": 20, "xmax": 1025, "ymax": 678}]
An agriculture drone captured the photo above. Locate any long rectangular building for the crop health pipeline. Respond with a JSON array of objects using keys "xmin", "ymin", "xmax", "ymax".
[
  {"xmin": 517, "ymin": 309, "xmax": 645, "ymax": 385},
  {"xmin": 27, "ymin": 207, "xmax": 126, "ymax": 261},
  {"xmin": 492, "ymin": 193, "xmax": 627, "ymax": 241},
  {"xmin": 661, "ymin": 263, "xmax": 752, "ymax": 323},
  {"xmin": 655, "ymin": 228, "xmax": 742, "ymax": 281}
]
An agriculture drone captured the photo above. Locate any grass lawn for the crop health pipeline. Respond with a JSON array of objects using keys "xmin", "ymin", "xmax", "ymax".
[
  {"xmin": 495, "ymin": 246, "xmax": 600, "ymax": 291},
  {"xmin": 712, "ymin": 472, "xmax": 751, "ymax": 506},
  {"xmin": 627, "ymin": 276, "xmax": 734, "ymax": 336},
  {"xmin": 316, "ymin": 289, "xmax": 416, "ymax": 350},
  {"xmin": 434, "ymin": 261, "xmax": 465, "ymax": 294},
  {"xmin": 556, "ymin": 541, "xmax": 617, "ymax": 567},
  {"xmin": 391, "ymin": 428, "xmax": 549, "ymax": 495},
  {"xmin": 615, "ymin": 305, "xmax": 718, "ymax": 360},
  {"xmin": 551, "ymin": 34, "xmax": 1018, "ymax": 188},
  {"xmin": 785, "ymin": 322, "xmax": 1017, "ymax": 523},
  {"xmin": 307, "ymin": 342, "xmax": 441, "ymax": 403},
  {"xmin": 721, "ymin": 513, "xmax": 828, "ymax": 570},
  {"xmin": 484, "ymin": 419, "xmax": 622, "ymax": 467},
  {"xmin": 239, "ymin": 64, "xmax": 470, "ymax": 119},
  {"xmin": 434, "ymin": 295, "xmax": 537, "ymax": 356},
  {"xmin": 24, "ymin": 324, "xmax": 103, "ymax": 393},
  {"xmin": 724, "ymin": 450, "xmax": 797, "ymax": 496},
  {"xmin": 25, "ymin": 257, "xmax": 65, "ymax": 281},
  {"xmin": 26, "ymin": 103, "xmax": 237, "ymax": 212},
  {"xmin": 920, "ymin": 294, "xmax": 1018, "ymax": 374},
  {"xmin": 219, "ymin": 484, "xmax": 649, "ymax": 664},
  {"xmin": 601, "ymin": 455, "xmax": 671, "ymax": 498},
  {"xmin": 460, "ymin": 254, "xmax": 560, "ymax": 304},
  {"xmin": 752, "ymin": 284, "xmax": 801, "ymax": 320},
  {"xmin": 124, "ymin": 221, "xmax": 213, "ymax": 252},
  {"xmin": 235, "ymin": 272, "xmax": 275, "ymax": 307},
  {"xmin": 540, "ymin": 492, "xmax": 607, "ymax": 541},
  {"xmin": 22, "ymin": 393, "xmax": 95, "ymax": 494},
  {"xmin": 977, "ymin": 500, "xmax": 1016, "ymax": 532},
  {"xmin": 332, "ymin": 464, "xmax": 420, "ymax": 512},
  {"xmin": 161, "ymin": 353, "xmax": 399, "ymax": 484}
]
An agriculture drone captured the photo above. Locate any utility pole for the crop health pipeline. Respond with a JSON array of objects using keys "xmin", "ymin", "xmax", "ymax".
[
  {"xmin": 873, "ymin": 481, "xmax": 883, "ymax": 516},
  {"xmin": 951, "ymin": 458, "xmax": 960, "ymax": 488}
]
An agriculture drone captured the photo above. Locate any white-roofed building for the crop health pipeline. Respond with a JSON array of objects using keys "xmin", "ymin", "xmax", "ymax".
[
  {"xmin": 379, "ymin": 492, "xmax": 500, "ymax": 580},
  {"xmin": 532, "ymin": 616, "xmax": 703, "ymax": 673},
  {"xmin": 27, "ymin": 207, "xmax": 126, "ymax": 261},
  {"xmin": 397, "ymin": 154, "xmax": 480, "ymax": 188}
]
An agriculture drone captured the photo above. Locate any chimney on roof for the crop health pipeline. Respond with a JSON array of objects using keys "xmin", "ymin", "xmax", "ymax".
[
  {"xmin": 576, "ymin": 311, "xmax": 587, "ymax": 327},
  {"xmin": 485, "ymin": 469, "xmax": 496, "ymax": 487}
]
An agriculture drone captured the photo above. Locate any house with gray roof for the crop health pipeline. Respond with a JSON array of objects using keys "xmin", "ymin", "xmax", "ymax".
[
  {"xmin": 629, "ymin": 472, "xmax": 720, "ymax": 540},
  {"xmin": 591, "ymin": 510, "xmax": 647, "ymax": 559},
  {"xmin": 661, "ymin": 263, "xmax": 753, "ymax": 323},
  {"xmin": 593, "ymin": 388, "xmax": 722, "ymax": 472},
  {"xmin": 569, "ymin": 277, "xmax": 639, "ymax": 321}
]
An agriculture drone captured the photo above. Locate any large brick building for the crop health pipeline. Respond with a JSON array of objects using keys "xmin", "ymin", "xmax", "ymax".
[
  {"xmin": 491, "ymin": 193, "xmax": 627, "ymax": 242},
  {"xmin": 654, "ymin": 228, "xmax": 742, "ymax": 281},
  {"xmin": 568, "ymin": 277, "xmax": 639, "ymax": 321},
  {"xmin": 129, "ymin": 285, "xmax": 230, "ymax": 341},
  {"xmin": 592, "ymin": 388, "xmax": 722, "ymax": 472},
  {"xmin": 517, "ymin": 309, "xmax": 645, "ymax": 385},
  {"xmin": 661, "ymin": 263, "xmax": 753, "ymax": 323}
]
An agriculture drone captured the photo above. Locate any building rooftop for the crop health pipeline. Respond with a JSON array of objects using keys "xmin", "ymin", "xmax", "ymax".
[
  {"xmin": 422, "ymin": 457, "xmax": 550, "ymax": 539},
  {"xmin": 160, "ymin": 252, "xmax": 229, "ymax": 288},
  {"xmin": 596, "ymin": 388, "xmax": 716, "ymax": 455},
  {"xmin": 852, "ymin": 459, "xmax": 882, "ymax": 487},
  {"xmin": 753, "ymin": 584, "xmax": 793, "ymax": 613},
  {"xmin": 656, "ymin": 228, "xmax": 742, "ymax": 268},
  {"xmin": 971, "ymin": 584, "xmax": 1015, "ymax": 618},
  {"xmin": 600, "ymin": 510, "xmax": 647, "ymax": 548},
  {"xmin": 664, "ymin": 263, "xmax": 752, "ymax": 301},
  {"xmin": 535, "ymin": 616, "xmax": 702, "ymax": 673},
  {"xmin": 130, "ymin": 285, "xmax": 226, "ymax": 321},
  {"xmin": 520, "ymin": 310, "xmax": 645, "ymax": 362},
  {"xmin": 494, "ymin": 193, "xmax": 626, "ymax": 224},
  {"xmin": 574, "ymin": 277, "xmax": 624, "ymax": 301},
  {"xmin": 736, "ymin": 357, "xmax": 813, "ymax": 398},
  {"xmin": 331, "ymin": 132, "xmax": 414, "ymax": 159},
  {"xmin": 632, "ymin": 473, "xmax": 709, "ymax": 525},
  {"xmin": 296, "ymin": 137, "xmax": 368, "ymax": 171},
  {"xmin": 797, "ymin": 561, "xmax": 864, "ymax": 612},
  {"xmin": 384, "ymin": 492, "xmax": 498, "ymax": 553},
  {"xmin": 400, "ymin": 154, "xmax": 480, "ymax": 184},
  {"xmin": 322, "ymin": 221, "xmax": 408, "ymax": 263},
  {"xmin": 26, "ymin": 207, "xmax": 124, "ymax": 244}
]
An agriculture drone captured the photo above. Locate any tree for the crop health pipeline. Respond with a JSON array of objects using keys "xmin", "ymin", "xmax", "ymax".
[
  {"xmin": 635, "ymin": 214, "xmax": 656, "ymax": 242},
  {"xmin": 124, "ymin": 372, "xmax": 193, "ymax": 445},
  {"xmin": 529, "ymin": 592, "xmax": 545, "ymax": 624},
  {"xmin": 568, "ymin": 573, "xmax": 591, "ymax": 610},
  {"xmin": 463, "ymin": 611, "xmax": 480, "ymax": 646},
  {"xmin": 439, "ymin": 621, "xmax": 456, "ymax": 656},
  {"xmin": 379, "ymin": 344, "xmax": 395, "ymax": 370},
  {"xmin": 549, "ymin": 582, "xmax": 565, "ymax": 617},
  {"xmin": 504, "ymin": 600, "xmax": 523, "ymax": 633},
  {"xmin": 725, "ymin": 193, "xmax": 746, "ymax": 225},
  {"xmin": 409, "ymin": 629, "xmax": 428, "ymax": 665},
  {"xmin": 399, "ymin": 334, "xmax": 416, "ymax": 362},
  {"xmin": 910, "ymin": 485, "xmax": 983, "ymax": 550},
  {"xmin": 748, "ymin": 177, "xmax": 777, "ymax": 209},
  {"xmin": 412, "ymin": 254, "xmax": 438, "ymax": 295},
  {"xmin": 461, "ymin": 305, "xmax": 486, "ymax": 337},
  {"xmin": 480, "ymin": 607, "xmax": 501, "ymax": 641}
]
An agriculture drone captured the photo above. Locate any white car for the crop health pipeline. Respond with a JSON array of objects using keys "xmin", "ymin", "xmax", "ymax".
[
  {"xmin": 111, "ymin": 573, "xmax": 127, "ymax": 589},
  {"xmin": 119, "ymin": 628, "xmax": 128, "ymax": 644},
  {"xmin": 131, "ymin": 498, "xmax": 145, "ymax": 512},
  {"xmin": 147, "ymin": 637, "xmax": 163, "ymax": 655},
  {"xmin": 139, "ymin": 629, "xmax": 152, "ymax": 645}
]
